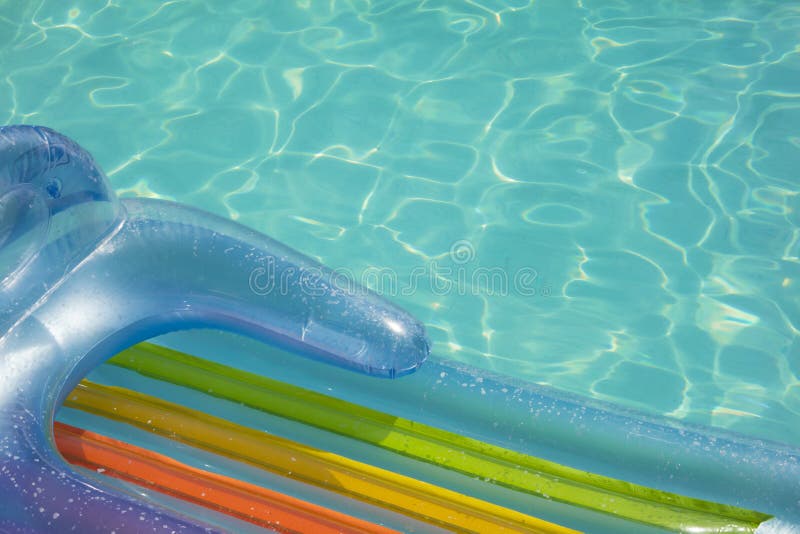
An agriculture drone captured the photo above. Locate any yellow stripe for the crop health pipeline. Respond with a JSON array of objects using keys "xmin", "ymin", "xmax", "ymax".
[{"xmin": 65, "ymin": 380, "xmax": 580, "ymax": 534}]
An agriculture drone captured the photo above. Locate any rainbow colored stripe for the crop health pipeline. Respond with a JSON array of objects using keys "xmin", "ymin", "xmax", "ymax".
[{"xmin": 58, "ymin": 343, "xmax": 771, "ymax": 533}]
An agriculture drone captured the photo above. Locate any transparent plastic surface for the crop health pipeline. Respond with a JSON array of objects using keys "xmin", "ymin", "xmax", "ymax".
[
  {"xmin": 158, "ymin": 330, "xmax": 800, "ymax": 534},
  {"xmin": 0, "ymin": 125, "xmax": 429, "ymax": 532},
  {"xmin": 0, "ymin": 186, "xmax": 48, "ymax": 285}
]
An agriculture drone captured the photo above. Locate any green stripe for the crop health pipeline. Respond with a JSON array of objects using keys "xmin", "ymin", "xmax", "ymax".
[{"xmin": 108, "ymin": 342, "xmax": 771, "ymax": 533}]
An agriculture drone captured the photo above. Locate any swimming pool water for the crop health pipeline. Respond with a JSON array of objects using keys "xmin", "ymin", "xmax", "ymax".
[{"xmin": 1, "ymin": 0, "xmax": 798, "ymax": 446}]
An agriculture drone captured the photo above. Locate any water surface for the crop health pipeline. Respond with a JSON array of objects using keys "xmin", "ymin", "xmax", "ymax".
[{"xmin": 1, "ymin": 0, "xmax": 799, "ymax": 445}]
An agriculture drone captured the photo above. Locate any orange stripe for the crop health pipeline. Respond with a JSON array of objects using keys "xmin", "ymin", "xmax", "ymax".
[{"xmin": 54, "ymin": 422, "xmax": 399, "ymax": 534}]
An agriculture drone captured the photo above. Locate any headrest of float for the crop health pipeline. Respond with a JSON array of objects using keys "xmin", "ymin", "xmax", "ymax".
[
  {"xmin": 0, "ymin": 125, "xmax": 121, "ymax": 312},
  {"xmin": 0, "ymin": 124, "xmax": 431, "ymax": 533}
]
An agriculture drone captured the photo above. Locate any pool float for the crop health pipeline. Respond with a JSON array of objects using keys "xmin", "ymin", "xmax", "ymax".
[
  {"xmin": 0, "ymin": 125, "xmax": 430, "ymax": 532},
  {"xmin": 60, "ymin": 342, "xmax": 775, "ymax": 533},
  {"xmin": 89, "ymin": 342, "xmax": 774, "ymax": 533},
  {"xmin": 151, "ymin": 331, "xmax": 799, "ymax": 534}
]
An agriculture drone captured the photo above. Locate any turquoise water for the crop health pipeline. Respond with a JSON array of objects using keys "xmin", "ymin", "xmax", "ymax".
[{"xmin": 1, "ymin": 1, "xmax": 799, "ymax": 445}]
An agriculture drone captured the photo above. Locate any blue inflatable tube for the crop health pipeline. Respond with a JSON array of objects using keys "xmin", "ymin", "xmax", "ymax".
[{"xmin": 0, "ymin": 125, "xmax": 430, "ymax": 532}]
